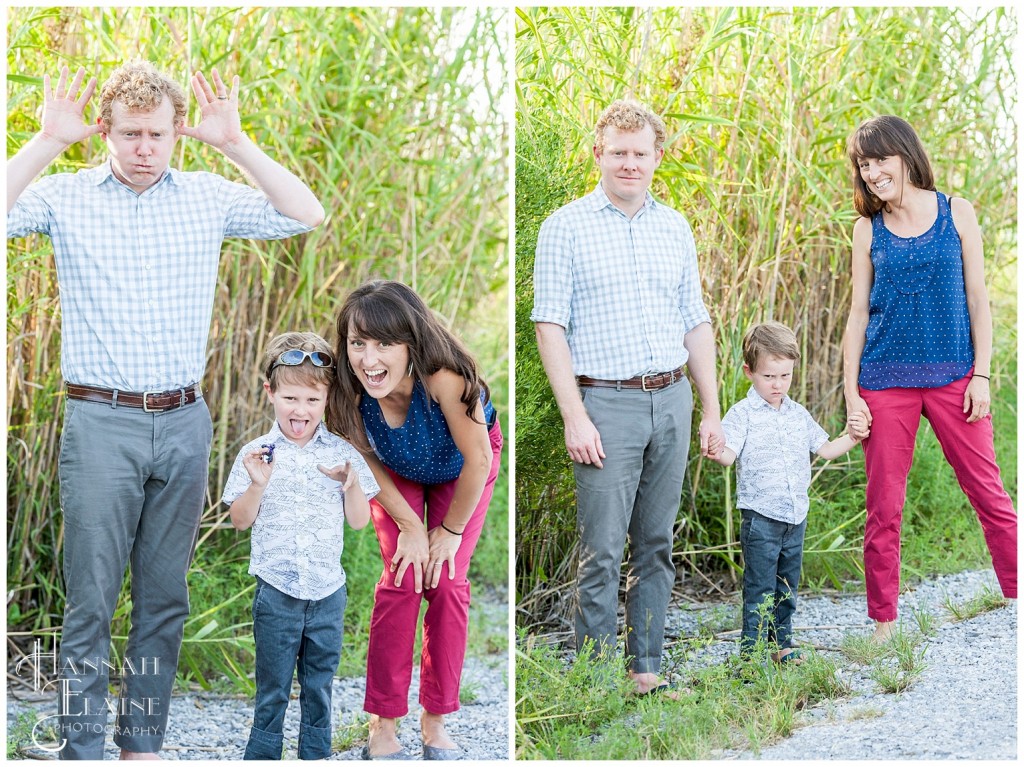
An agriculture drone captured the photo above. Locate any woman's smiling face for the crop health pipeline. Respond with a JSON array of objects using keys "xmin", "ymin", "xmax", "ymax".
[{"xmin": 347, "ymin": 322, "xmax": 411, "ymax": 399}]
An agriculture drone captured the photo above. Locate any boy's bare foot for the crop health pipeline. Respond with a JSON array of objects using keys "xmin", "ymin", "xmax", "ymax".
[
  {"xmin": 628, "ymin": 670, "xmax": 688, "ymax": 699},
  {"xmin": 770, "ymin": 648, "xmax": 804, "ymax": 665},
  {"xmin": 119, "ymin": 751, "xmax": 160, "ymax": 760},
  {"xmin": 871, "ymin": 620, "xmax": 897, "ymax": 644}
]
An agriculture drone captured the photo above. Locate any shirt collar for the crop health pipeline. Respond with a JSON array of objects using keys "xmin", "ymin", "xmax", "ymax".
[
  {"xmin": 745, "ymin": 384, "xmax": 792, "ymax": 411},
  {"xmin": 587, "ymin": 182, "xmax": 656, "ymax": 216},
  {"xmin": 92, "ymin": 159, "xmax": 180, "ymax": 191}
]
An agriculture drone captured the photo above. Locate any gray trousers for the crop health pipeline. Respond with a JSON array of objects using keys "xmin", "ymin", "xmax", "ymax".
[
  {"xmin": 56, "ymin": 396, "xmax": 212, "ymax": 759},
  {"xmin": 573, "ymin": 378, "xmax": 692, "ymax": 673}
]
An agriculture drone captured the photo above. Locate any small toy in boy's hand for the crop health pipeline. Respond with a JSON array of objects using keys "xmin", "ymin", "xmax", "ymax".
[{"xmin": 260, "ymin": 444, "xmax": 276, "ymax": 464}]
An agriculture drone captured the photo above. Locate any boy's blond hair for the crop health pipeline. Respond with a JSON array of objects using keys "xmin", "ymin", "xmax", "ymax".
[
  {"xmin": 99, "ymin": 60, "xmax": 188, "ymax": 131},
  {"xmin": 742, "ymin": 321, "xmax": 800, "ymax": 372},
  {"xmin": 263, "ymin": 332, "xmax": 334, "ymax": 391},
  {"xmin": 594, "ymin": 99, "xmax": 667, "ymax": 154}
]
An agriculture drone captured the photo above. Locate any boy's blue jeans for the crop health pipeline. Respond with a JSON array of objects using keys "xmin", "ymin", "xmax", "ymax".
[
  {"xmin": 739, "ymin": 509, "xmax": 806, "ymax": 656},
  {"xmin": 244, "ymin": 578, "xmax": 346, "ymax": 760}
]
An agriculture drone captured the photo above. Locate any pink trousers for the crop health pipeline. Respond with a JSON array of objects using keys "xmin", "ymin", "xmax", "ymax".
[
  {"xmin": 860, "ymin": 374, "xmax": 1017, "ymax": 621},
  {"xmin": 363, "ymin": 422, "xmax": 503, "ymax": 717}
]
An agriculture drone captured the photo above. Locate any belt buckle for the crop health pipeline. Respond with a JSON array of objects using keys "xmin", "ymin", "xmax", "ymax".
[
  {"xmin": 641, "ymin": 373, "xmax": 654, "ymax": 392},
  {"xmin": 142, "ymin": 390, "xmax": 161, "ymax": 412}
]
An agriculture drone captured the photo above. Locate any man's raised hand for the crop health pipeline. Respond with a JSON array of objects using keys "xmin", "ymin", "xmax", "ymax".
[
  {"xmin": 177, "ymin": 68, "xmax": 244, "ymax": 150},
  {"xmin": 41, "ymin": 66, "xmax": 104, "ymax": 148}
]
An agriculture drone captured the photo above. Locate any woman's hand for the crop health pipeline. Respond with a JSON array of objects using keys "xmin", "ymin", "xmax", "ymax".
[
  {"xmin": 426, "ymin": 525, "xmax": 462, "ymax": 589},
  {"xmin": 845, "ymin": 395, "xmax": 873, "ymax": 440},
  {"xmin": 963, "ymin": 375, "xmax": 991, "ymax": 423},
  {"xmin": 847, "ymin": 411, "xmax": 870, "ymax": 442},
  {"xmin": 391, "ymin": 527, "xmax": 429, "ymax": 593}
]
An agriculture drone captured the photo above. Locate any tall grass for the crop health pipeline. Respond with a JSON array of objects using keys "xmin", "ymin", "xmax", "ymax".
[
  {"xmin": 515, "ymin": 7, "xmax": 1016, "ymax": 627},
  {"xmin": 6, "ymin": 6, "xmax": 509, "ymax": 688}
]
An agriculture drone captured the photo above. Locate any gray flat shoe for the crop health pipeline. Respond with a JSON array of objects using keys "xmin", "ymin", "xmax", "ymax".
[
  {"xmin": 422, "ymin": 744, "xmax": 463, "ymax": 760},
  {"xmin": 361, "ymin": 744, "xmax": 413, "ymax": 760}
]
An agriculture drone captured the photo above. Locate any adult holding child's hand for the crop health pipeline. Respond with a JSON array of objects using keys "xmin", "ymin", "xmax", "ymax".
[{"xmin": 841, "ymin": 115, "xmax": 1017, "ymax": 644}]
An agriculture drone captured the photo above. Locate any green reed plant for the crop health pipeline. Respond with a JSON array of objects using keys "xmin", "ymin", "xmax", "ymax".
[
  {"xmin": 7, "ymin": 6, "xmax": 508, "ymax": 689},
  {"xmin": 515, "ymin": 5, "xmax": 1016, "ymax": 630}
]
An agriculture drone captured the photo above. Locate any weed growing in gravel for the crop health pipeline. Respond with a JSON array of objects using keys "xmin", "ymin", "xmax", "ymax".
[
  {"xmin": 868, "ymin": 658, "xmax": 925, "ymax": 694},
  {"xmin": 909, "ymin": 604, "xmax": 938, "ymax": 637},
  {"xmin": 332, "ymin": 713, "xmax": 369, "ymax": 752},
  {"xmin": 6, "ymin": 711, "xmax": 58, "ymax": 758},
  {"xmin": 840, "ymin": 633, "xmax": 895, "ymax": 665},
  {"xmin": 459, "ymin": 679, "xmax": 481, "ymax": 705},
  {"xmin": 515, "ymin": 634, "xmax": 634, "ymax": 759},
  {"xmin": 695, "ymin": 604, "xmax": 741, "ymax": 638},
  {"xmin": 943, "ymin": 586, "xmax": 1008, "ymax": 621},
  {"xmin": 847, "ymin": 627, "xmax": 928, "ymax": 694}
]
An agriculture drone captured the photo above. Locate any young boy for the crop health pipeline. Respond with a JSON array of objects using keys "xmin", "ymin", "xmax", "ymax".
[
  {"xmin": 222, "ymin": 331, "xmax": 378, "ymax": 759},
  {"xmin": 708, "ymin": 322, "xmax": 866, "ymax": 664}
]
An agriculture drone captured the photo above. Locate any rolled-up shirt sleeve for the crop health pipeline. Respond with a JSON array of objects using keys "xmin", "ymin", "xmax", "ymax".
[
  {"xmin": 530, "ymin": 213, "xmax": 574, "ymax": 328},
  {"xmin": 7, "ymin": 175, "xmax": 62, "ymax": 238},
  {"xmin": 217, "ymin": 176, "xmax": 315, "ymax": 240}
]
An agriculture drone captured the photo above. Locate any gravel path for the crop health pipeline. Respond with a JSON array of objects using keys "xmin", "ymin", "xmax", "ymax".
[
  {"xmin": 669, "ymin": 569, "xmax": 1016, "ymax": 760},
  {"xmin": 7, "ymin": 594, "xmax": 509, "ymax": 761}
]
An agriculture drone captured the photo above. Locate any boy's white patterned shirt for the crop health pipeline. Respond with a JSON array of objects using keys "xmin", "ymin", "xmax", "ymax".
[
  {"xmin": 531, "ymin": 183, "xmax": 711, "ymax": 379},
  {"xmin": 7, "ymin": 161, "xmax": 312, "ymax": 391},
  {"xmin": 722, "ymin": 386, "xmax": 830, "ymax": 525},
  {"xmin": 222, "ymin": 421, "xmax": 380, "ymax": 600}
]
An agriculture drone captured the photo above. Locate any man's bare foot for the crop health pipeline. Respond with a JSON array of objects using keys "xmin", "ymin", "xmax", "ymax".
[
  {"xmin": 119, "ymin": 751, "xmax": 160, "ymax": 760},
  {"xmin": 871, "ymin": 620, "xmax": 897, "ymax": 644},
  {"xmin": 628, "ymin": 670, "xmax": 687, "ymax": 699}
]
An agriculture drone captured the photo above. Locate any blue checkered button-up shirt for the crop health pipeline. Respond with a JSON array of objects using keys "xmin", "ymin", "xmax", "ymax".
[
  {"xmin": 7, "ymin": 160, "xmax": 313, "ymax": 391},
  {"xmin": 531, "ymin": 184, "xmax": 710, "ymax": 379}
]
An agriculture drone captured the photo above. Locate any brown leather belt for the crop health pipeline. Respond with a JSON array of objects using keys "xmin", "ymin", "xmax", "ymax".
[
  {"xmin": 576, "ymin": 366, "xmax": 685, "ymax": 392},
  {"xmin": 66, "ymin": 383, "xmax": 202, "ymax": 412}
]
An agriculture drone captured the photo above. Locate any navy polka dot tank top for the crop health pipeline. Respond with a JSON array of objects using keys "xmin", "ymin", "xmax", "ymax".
[
  {"xmin": 360, "ymin": 378, "xmax": 496, "ymax": 484},
  {"xmin": 859, "ymin": 191, "xmax": 974, "ymax": 390}
]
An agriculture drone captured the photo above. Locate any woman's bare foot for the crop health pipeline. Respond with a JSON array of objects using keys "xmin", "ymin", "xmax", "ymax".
[
  {"xmin": 368, "ymin": 715, "xmax": 405, "ymax": 758},
  {"xmin": 420, "ymin": 711, "xmax": 457, "ymax": 750},
  {"xmin": 872, "ymin": 620, "xmax": 897, "ymax": 644}
]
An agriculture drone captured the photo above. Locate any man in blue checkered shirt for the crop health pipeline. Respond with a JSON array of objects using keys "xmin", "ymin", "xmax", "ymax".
[
  {"xmin": 7, "ymin": 61, "xmax": 324, "ymax": 759},
  {"xmin": 532, "ymin": 100, "xmax": 723, "ymax": 699}
]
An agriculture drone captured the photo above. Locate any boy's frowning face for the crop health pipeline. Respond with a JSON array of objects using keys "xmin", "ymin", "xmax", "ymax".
[
  {"xmin": 743, "ymin": 354, "xmax": 795, "ymax": 410},
  {"xmin": 263, "ymin": 379, "xmax": 328, "ymax": 448}
]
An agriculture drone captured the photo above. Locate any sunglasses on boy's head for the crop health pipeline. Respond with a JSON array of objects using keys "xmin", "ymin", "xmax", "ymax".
[{"xmin": 270, "ymin": 349, "xmax": 335, "ymax": 372}]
